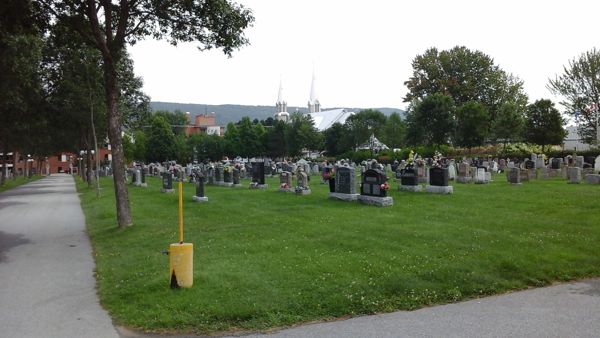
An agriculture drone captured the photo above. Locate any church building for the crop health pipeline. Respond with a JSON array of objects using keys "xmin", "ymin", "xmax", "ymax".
[{"xmin": 274, "ymin": 69, "xmax": 354, "ymax": 131}]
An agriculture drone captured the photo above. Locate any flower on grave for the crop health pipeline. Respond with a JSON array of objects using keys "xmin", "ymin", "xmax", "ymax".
[
  {"xmin": 224, "ymin": 166, "xmax": 231, "ymax": 173},
  {"xmin": 280, "ymin": 183, "xmax": 289, "ymax": 189},
  {"xmin": 380, "ymin": 182, "xmax": 389, "ymax": 190}
]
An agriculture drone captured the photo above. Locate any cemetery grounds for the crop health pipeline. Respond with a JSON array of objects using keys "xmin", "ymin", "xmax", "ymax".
[{"xmin": 77, "ymin": 173, "xmax": 600, "ymax": 335}]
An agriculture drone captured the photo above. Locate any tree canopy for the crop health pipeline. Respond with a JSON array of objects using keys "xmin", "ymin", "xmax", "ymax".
[
  {"xmin": 524, "ymin": 99, "xmax": 566, "ymax": 152},
  {"xmin": 548, "ymin": 48, "xmax": 600, "ymax": 145},
  {"xmin": 404, "ymin": 46, "xmax": 528, "ymax": 125},
  {"xmin": 36, "ymin": 0, "xmax": 255, "ymax": 227}
]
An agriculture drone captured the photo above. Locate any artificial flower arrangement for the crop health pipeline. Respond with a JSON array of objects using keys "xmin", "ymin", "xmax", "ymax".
[{"xmin": 380, "ymin": 182, "xmax": 390, "ymax": 190}]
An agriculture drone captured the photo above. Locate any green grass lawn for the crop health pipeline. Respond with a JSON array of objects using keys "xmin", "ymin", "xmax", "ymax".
[
  {"xmin": 78, "ymin": 173, "xmax": 600, "ymax": 335},
  {"xmin": 0, "ymin": 175, "xmax": 42, "ymax": 193}
]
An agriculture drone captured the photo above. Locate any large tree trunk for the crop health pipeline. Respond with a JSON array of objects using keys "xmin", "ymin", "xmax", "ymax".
[{"xmin": 104, "ymin": 59, "xmax": 132, "ymax": 228}]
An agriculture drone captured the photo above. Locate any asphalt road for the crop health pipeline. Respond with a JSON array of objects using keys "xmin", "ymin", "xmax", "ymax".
[{"xmin": 0, "ymin": 174, "xmax": 119, "ymax": 338}]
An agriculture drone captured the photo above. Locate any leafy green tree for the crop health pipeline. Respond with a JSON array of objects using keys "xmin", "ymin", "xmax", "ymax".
[
  {"xmin": 237, "ymin": 117, "xmax": 261, "ymax": 157},
  {"xmin": 265, "ymin": 120, "xmax": 287, "ymax": 158},
  {"xmin": 154, "ymin": 110, "xmax": 189, "ymax": 135},
  {"xmin": 188, "ymin": 133, "xmax": 224, "ymax": 162},
  {"xmin": 405, "ymin": 94, "xmax": 455, "ymax": 147},
  {"xmin": 323, "ymin": 122, "xmax": 347, "ymax": 156},
  {"xmin": 0, "ymin": 0, "xmax": 46, "ymax": 183},
  {"xmin": 145, "ymin": 115, "xmax": 177, "ymax": 162},
  {"xmin": 131, "ymin": 130, "xmax": 147, "ymax": 162},
  {"xmin": 454, "ymin": 102, "xmax": 490, "ymax": 149},
  {"xmin": 490, "ymin": 102, "xmax": 525, "ymax": 147},
  {"xmin": 253, "ymin": 122, "xmax": 267, "ymax": 156},
  {"xmin": 548, "ymin": 48, "xmax": 600, "ymax": 145},
  {"xmin": 524, "ymin": 99, "xmax": 566, "ymax": 152},
  {"xmin": 285, "ymin": 113, "xmax": 320, "ymax": 157},
  {"xmin": 37, "ymin": 0, "xmax": 254, "ymax": 228},
  {"xmin": 380, "ymin": 112, "xmax": 406, "ymax": 149},
  {"xmin": 223, "ymin": 123, "xmax": 241, "ymax": 157},
  {"xmin": 343, "ymin": 109, "xmax": 387, "ymax": 148},
  {"xmin": 404, "ymin": 46, "xmax": 528, "ymax": 124}
]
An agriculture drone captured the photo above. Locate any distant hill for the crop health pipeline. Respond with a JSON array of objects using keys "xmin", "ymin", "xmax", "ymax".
[{"xmin": 150, "ymin": 101, "xmax": 405, "ymax": 126}]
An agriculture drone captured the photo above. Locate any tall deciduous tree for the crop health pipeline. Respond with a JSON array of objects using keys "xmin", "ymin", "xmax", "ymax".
[
  {"xmin": 404, "ymin": 46, "xmax": 527, "ymax": 125},
  {"xmin": 454, "ymin": 102, "xmax": 489, "ymax": 149},
  {"xmin": 37, "ymin": 0, "xmax": 254, "ymax": 227},
  {"xmin": 380, "ymin": 112, "xmax": 405, "ymax": 149},
  {"xmin": 490, "ymin": 102, "xmax": 525, "ymax": 147},
  {"xmin": 405, "ymin": 93, "xmax": 455, "ymax": 147},
  {"xmin": 548, "ymin": 48, "xmax": 600, "ymax": 145},
  {"xmin": 145, "ymin": 115, "xmax": 177, "ymax": 162},
  {"xmin": 524, "ymin": 99, "xmax": 566, "ymax": 152},
  {"xmin": 343, "ymin": 109, "xmax": 387, "ymax": 148},
  {"xmin": 265, "ymin": 120, "xmax": 287, "ymax": 158},
  {"xmin": 285, "ymin": 113, "xmax": 319, "ymax": 157}
]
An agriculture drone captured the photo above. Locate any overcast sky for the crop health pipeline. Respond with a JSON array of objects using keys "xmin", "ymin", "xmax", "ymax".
[{"xmin": 129, "ymin": 0, "xmax": 598, "ymax": 111}]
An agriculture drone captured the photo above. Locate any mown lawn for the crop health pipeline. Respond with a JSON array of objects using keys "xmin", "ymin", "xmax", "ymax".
[{"xmin": 77, "ymin": 172, "xmax": 600, "ymax": 334}]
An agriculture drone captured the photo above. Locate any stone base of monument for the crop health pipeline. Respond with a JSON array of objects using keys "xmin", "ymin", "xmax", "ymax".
[
  {"xmin": 295, "ymin": 188, "xmax": 311, "ymax": 195},
  {"xmin": 456, "ymin": 177, "xmax": 471, "ymax": 184},
  {"xmin": 233, "ymin": 184, "xmax": 242, "ymax": 188},
  {"xmin": 278, "ymin": 187, "xmax": 294, "ymax": 193},
  {"xmin": 474, "ymin": 179, "xmax": 488, "ymax": 184},
  {"xmin": 249, "ymin": 183, "xmax": 268, "ymax": 189},
  {"xmin": 417, "ymin": 178, "xmax": 428, "ymax": 184},
  {"xmin": 399, "ymin": 185, "xmax": 422, "ymax": 192},
  {"xmin": 216, "ymin": 181, "xmax": 225, "ymax": 186},
  {"xmin": 192, "ymin": 195, "xmax": 208, "ymax": 202},
  {"xmin": 140, "ymin": 183, "xmax": 147, "ymax": 188},
  {"xmin": 425, "ymin": 185, "xmax": 453, "ymax": 194},
  {"xmin": 329, "ymin": 192, "xmax": 359, "ymax": 201},
  {"xmin": 585, "ymin": 174, "xmax": 600, "ymax": 184},
  {"xmin": 133, "ymin": 182, "xmax": 142, "ymax": 187},
  {"xmin": 222, "ymin": 182, "xmax": 233, "ymax": 187},
  {"xmin": 161, "ymin": 188, "xmax": 175, "ymax": 193},
  {"xmin": 358, "ymin": 195, "xmax": 393, "ymax": 207}
]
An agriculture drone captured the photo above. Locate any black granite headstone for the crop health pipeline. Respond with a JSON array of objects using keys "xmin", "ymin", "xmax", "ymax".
[{"xmin": 429, "ymin": 167, "xmax": 449, "ymax": 186}]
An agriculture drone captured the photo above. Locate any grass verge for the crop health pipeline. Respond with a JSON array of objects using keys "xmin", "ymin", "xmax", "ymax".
[
  {"xmin": 0, "ymin": 175, "xmax": 43, "ymax": 193},
  {"xmin": 78, "ymin": 173, "xmax": 600, "ymax": 334}
]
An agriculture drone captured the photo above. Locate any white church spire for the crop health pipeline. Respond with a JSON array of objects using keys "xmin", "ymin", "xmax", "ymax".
[
  {"xmin": 277, "ymin": 76, "xmax": 284, "ymax": 104},
  {"xmin": 308, "ymin": 65, "xmax": 321, "ymax": 113},
  {"xmin": 275, "ymin": 75, "xmax": 289, "ymax": 122}
]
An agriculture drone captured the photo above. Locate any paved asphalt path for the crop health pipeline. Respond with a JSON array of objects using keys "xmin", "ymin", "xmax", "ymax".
[
  {"xmin": 0, "ymin": 174, "xmax": 119, "ymax": 338},
  {"xmin": 2, "ymin": 175, "xmax": 600, "ymax": 338}
]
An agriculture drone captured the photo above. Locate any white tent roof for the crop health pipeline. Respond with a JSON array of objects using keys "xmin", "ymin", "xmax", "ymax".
[
  {"xmin": 307, "ymin": 108, "xmax": 354, "ymax": 131},
  {"xmin": 357, "ymin": 135, "xmax": 389, "ymax": 151}
]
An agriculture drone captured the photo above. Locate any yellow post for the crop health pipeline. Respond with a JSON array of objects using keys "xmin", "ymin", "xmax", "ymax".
[
  {"xmin": 169, "ymin": 174, "xmax": 193, "ymax": 288},
  {"xmin": 178, "ymin": 179, "xmax": 183, "ymax": 243},
  {"xmin": 169, "ymin": 242, "xmax": 193, "ymax": 288}
]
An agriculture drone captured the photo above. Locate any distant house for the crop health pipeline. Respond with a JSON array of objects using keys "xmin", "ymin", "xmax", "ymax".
[
  {"xmin": 563, "ymin": 126, "xmax": 591, "ymax": 151},
  {"xmin": 184, "ymin": 112, "xmax": 225, "ymax": 136}
]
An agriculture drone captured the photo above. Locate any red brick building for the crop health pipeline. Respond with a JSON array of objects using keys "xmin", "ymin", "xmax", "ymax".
[
  {"xmin": 1, "ymin": 147, "xmax": 112, "ymax": 176},
  {"xmin": 183, "ymin": 112, "xmax": 224, "ymax": 136}
]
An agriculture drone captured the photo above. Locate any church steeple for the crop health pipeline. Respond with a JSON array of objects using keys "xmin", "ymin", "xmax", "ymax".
[
  {"xmin": 308, "ymin": 66, "xmax": 320, "ymax": 113},
  {"xmin": 275, "ymin": 76, "xmax": 289, "ymax": 122}
]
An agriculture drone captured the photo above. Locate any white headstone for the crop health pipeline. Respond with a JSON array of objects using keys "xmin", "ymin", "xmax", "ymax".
[
  {"xmin": 448, "ymin": 164, "xmax": 456, "ymax": 180},
  {"xmin": 595, "ymin": 156, "xmax": 600, "ymax": 173}
]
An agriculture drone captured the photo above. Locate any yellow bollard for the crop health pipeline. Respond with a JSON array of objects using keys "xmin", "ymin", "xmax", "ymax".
[
  {"xmin": 169, "ymin": 174, "xmax": 193, "ymax": 288},
  {"xmin": 169, "ymin": 242, "xmax": 193, "ymax": 288}
]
